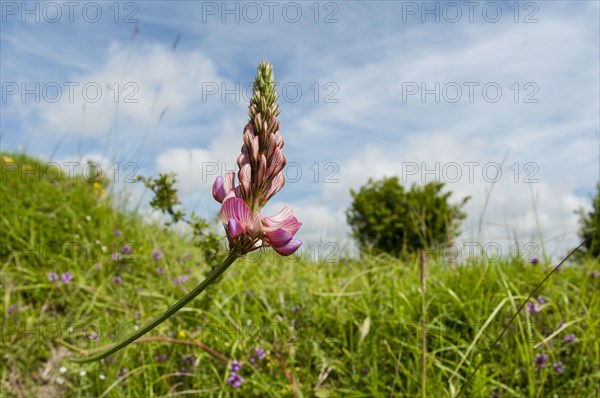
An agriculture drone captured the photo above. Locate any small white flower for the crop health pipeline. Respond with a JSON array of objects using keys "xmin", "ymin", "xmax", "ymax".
[
  {"xmin": 101, "ymin": 246, "xmax": 107, "ymax": 253},
  {"xmin": 95, "ymin": 240, "xmax": 101, "ymax": 244},
  {"xmin": 79, "ymin": 370, "xmax": 86, "ymax": 377},
  {"xmin": 85, "ymin": 215, "xmax": 91, "ymax": 221},
  {"xmin": 56, "ymin": 377, "xmax": 64, "ymax": 385},
  {"xmin": 59, "ymin": 366, "xmax": 67, "ymax": 374},
  {"xmin": 99, "ymin": 374, "xmax": 106, "ymax": 380}
]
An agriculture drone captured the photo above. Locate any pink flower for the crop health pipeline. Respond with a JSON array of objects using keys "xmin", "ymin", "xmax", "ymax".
[
  {"xmin": 220, "ymin": 197, "xmax": 262, "ymax": 248},
  {"xmin": 262, "ymin": 206, "xmax": 302, "ymax": 255},
  {"xmin": 212, "ymin": 61, "xmax": 301, "ymax": 256},
  {"xmin": 218, "ymin": 198, "xmax": 302, "ymax": 256},
  {"xmin": 212, "ymin": 172, "xmax": 239, "ymax": 203}
]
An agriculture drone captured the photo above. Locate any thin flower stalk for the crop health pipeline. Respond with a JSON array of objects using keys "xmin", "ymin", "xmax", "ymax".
[{"xmin": 70, "ymin": 61, "xmax": 301, "ymax": 364}]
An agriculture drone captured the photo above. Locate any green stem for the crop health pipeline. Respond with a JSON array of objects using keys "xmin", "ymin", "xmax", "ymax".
[{"xmin": 70, "ymin": 251, "xmax": 239, "ymax": 364}]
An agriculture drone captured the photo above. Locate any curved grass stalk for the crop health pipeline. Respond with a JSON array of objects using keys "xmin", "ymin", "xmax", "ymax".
[
  {"xmin": 70, "ymin": 251, "xmax": 239, "ymax": 364},
  {"xmin": 455, "ymin": 238, "xmax": 589, "ymax": 397}
]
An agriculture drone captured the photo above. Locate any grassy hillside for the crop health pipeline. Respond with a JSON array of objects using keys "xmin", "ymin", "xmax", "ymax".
[{"xmin": 1, "ymin": 153, "xmax": 598, "ymax": 397}]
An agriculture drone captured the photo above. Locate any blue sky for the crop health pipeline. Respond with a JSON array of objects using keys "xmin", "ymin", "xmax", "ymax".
[{"xmin": 1, "ymin": 1, "xmax": 599, "ymax": 259}]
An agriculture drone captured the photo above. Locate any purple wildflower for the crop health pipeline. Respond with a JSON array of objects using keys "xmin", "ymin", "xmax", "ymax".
[
  {"xmin": 89, "ymin": 332, "xmax": 99, "ymax": 340},
  {"xmin": 553, "ymin": 361, "xmax": 564, "ymax": 373},
  {"xmin": 361, "ymin": 368, "xmax": 369, "ymax": 376},
  {"xmin": 536, "ymin": 295, "xmax": 545, "ymax": 305},
  {"xmin": 112, "ymin": 275, "xmax": 123, "ymax": 284},
  {"xmin": 564, "ymin": 333, "xmax": 575, "ymax": 343},
  {"xmin": 121, "ymin": 245, "xmax": 132, "ymax": 255},
  {"xmin": 535, "ymin": 353, "xmax": 548, "ymax": 368},
  {"xmin": 255, "ymin": 348, "xmax": 266, "ymax": 360},
  {"xmin": 174, "ymin": 275, "xmax": 189, "ymax": 285},
  {"xmin": 7, "ymin": 304, "xmax": 17, "ymax": 314},
  {"xmin": 530, "ymin": 257, "xmax": 539, "ymax": 265},
  {"xmin": 94, "ymin": 263, "xmax": 102, "ymax": 271},
  {"xmin": 152, "ymin": 249, "xmax": 163, "ymax": 261},
  {"xmin": 61, "ymin": 272, "xmax": 74, "ymax": 284},
  {"xmin": 114, "ymin": 229, "xmax": 122, "ymax": 237},
  {"xmin": 227, "ymin": 372, "xmax": 244, "ymax": 388},
  {"xmin": 118, "ymin": 368, "xmax": 128, "ymax": 378},
  {"xmin": 156, "ymin": 266, "xmax": 164, "ymax": 274},
  {"xmin": 292, "ymin": 305, "xmax": 302, "ymax": 313},
  {"xmin": 183, "ymin": 354, "xmax": 196, "ymax": 366},
  {"xmin": 230, "ymin": 360, "xmax": 242, "ymax": 372},
  {"xmin": 155, "ymin": 354, "xmax": 169, "ymax": 362},
  {"xmin": 112, "ymin": 252, "xmax": 121, "ymax": 262},
  {"xmin": 527, "ymin": 301, "xmax": 541, "ymax": 314},
  {"xmin": 47, "ymin": 271, "xmax": 59, "ymax": 282}
]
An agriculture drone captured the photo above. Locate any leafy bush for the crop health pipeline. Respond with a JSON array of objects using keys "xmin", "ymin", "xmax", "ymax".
[
  {"xmin": 139, "ymin": 173, "xmax": 224, "ymax": 268},
  {"xmin": 577, "ymin": 182, "xmax": 600, "ymax": 258},
  {"xmin": 346, "ymin": 177, "xmax": 469, "ymax": 256}
]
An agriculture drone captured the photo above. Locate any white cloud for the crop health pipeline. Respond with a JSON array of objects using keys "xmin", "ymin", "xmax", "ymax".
[
  {"xmin": 30, "ymin": 42, "xmax": 222, "ymax": 137},
  {"xmin": 3, "ymin": 2, "xmax": 597, "ymax": 261},
  {"xmin": 154, "ymin": 117, "xmax": 244, "ymax": 195}
]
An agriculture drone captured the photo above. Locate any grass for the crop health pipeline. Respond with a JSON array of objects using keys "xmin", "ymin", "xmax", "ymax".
[{"xmin": 1, "ymin": 152, "xmax": 599, "ymax": 397}]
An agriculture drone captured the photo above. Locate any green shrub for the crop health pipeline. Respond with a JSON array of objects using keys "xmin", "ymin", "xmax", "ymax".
[
  {"xmin": 346, "ymin": 177, "xmax": 469, "ymax": 256},
  {"xmin": 577, "ymin": 182, "xmax": 600, "ymax": 258}
]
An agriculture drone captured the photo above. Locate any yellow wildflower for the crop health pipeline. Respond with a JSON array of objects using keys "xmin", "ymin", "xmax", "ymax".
[{"xmin": 93, "ymin": 182, "xmax": 106, "ymax": 196}]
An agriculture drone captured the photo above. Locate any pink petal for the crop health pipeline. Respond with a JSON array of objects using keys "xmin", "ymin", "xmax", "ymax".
[
  {"xmin": 223, "ymin": 189, "xmax": 237, "ymax": 202},
  {"xmin": 224, "ymin": 171, "xmax": 236, "ymax": 192},
  {"xmin": 220, "ymin": 197, "xmax": 252, "ymax": 225},
  {"xmin": 273, "ymin": 239, "xmax": 302, "ymax": 256},
  {"xmin": 239, "ymin": 164, "xmax": 252, "ymax": 198},
  {"xmin": 228, "ymin": 218, "xmax": 243, "ymax": 239},
  {"xmin": 213, "ymin": 172, "xmax": 238, "ymax": 203},
  {"xmin": 262, "ymin": 206, "xmax": 301, "ymax": 235},
  {"xmin": 212, "ymin": 176, "xmax": 225, "ymax": 203},
  {"xmin": 262, "ymin": 206, "xmax": 293, "ymax": 228},
  {"xmin": 263, "ymin": 172, "xmax": 284, "ymax": 202},
  {"xmin": 243, "ymin": 128, "xmax": 253, "ymax": 148},
  {"xmin": 267, "ymin": 135, "xmax": 277, "ymax": 159},
  {"xmin": 267, "ymin": 148, "xmax": 286, "ymax": 178},
  {"xmin": 265, "ymin": 228, "xmax": 293, "ymax": 248},
  {"xmin": 237, "ymin": 153, "xmax": 246, "ymax": 168},
  {"xmin": 274, "ymin": 132, "xmax": 284, "ymax": 148},
  {"xmin": 246, "ymin": 211, "xmax": 263, "ymax": 237},
  {"xmin": 251, "ymin": 135, "xmax": 259, "ymax": 162},
  {"xmin": 258, "ymin": 155, "xmax": 267, "ymax": 187},
  {"xmin": 250, "ymin": 239, "xmax": 263, "ymax": 250}
]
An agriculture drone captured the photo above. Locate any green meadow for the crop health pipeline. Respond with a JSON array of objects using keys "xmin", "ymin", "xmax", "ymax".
[{"xmin": 1, "ymin": 153, "xmax": 598, "ymax": 397}]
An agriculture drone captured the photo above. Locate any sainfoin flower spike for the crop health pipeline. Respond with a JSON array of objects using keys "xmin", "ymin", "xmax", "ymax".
[
  {"xmin": 213, "ymin": 61, "xmax": 302, "ymax": 256},
  {"xmin": 69, "ymin": 61, "xmax": 301, "ymax": 364}
]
